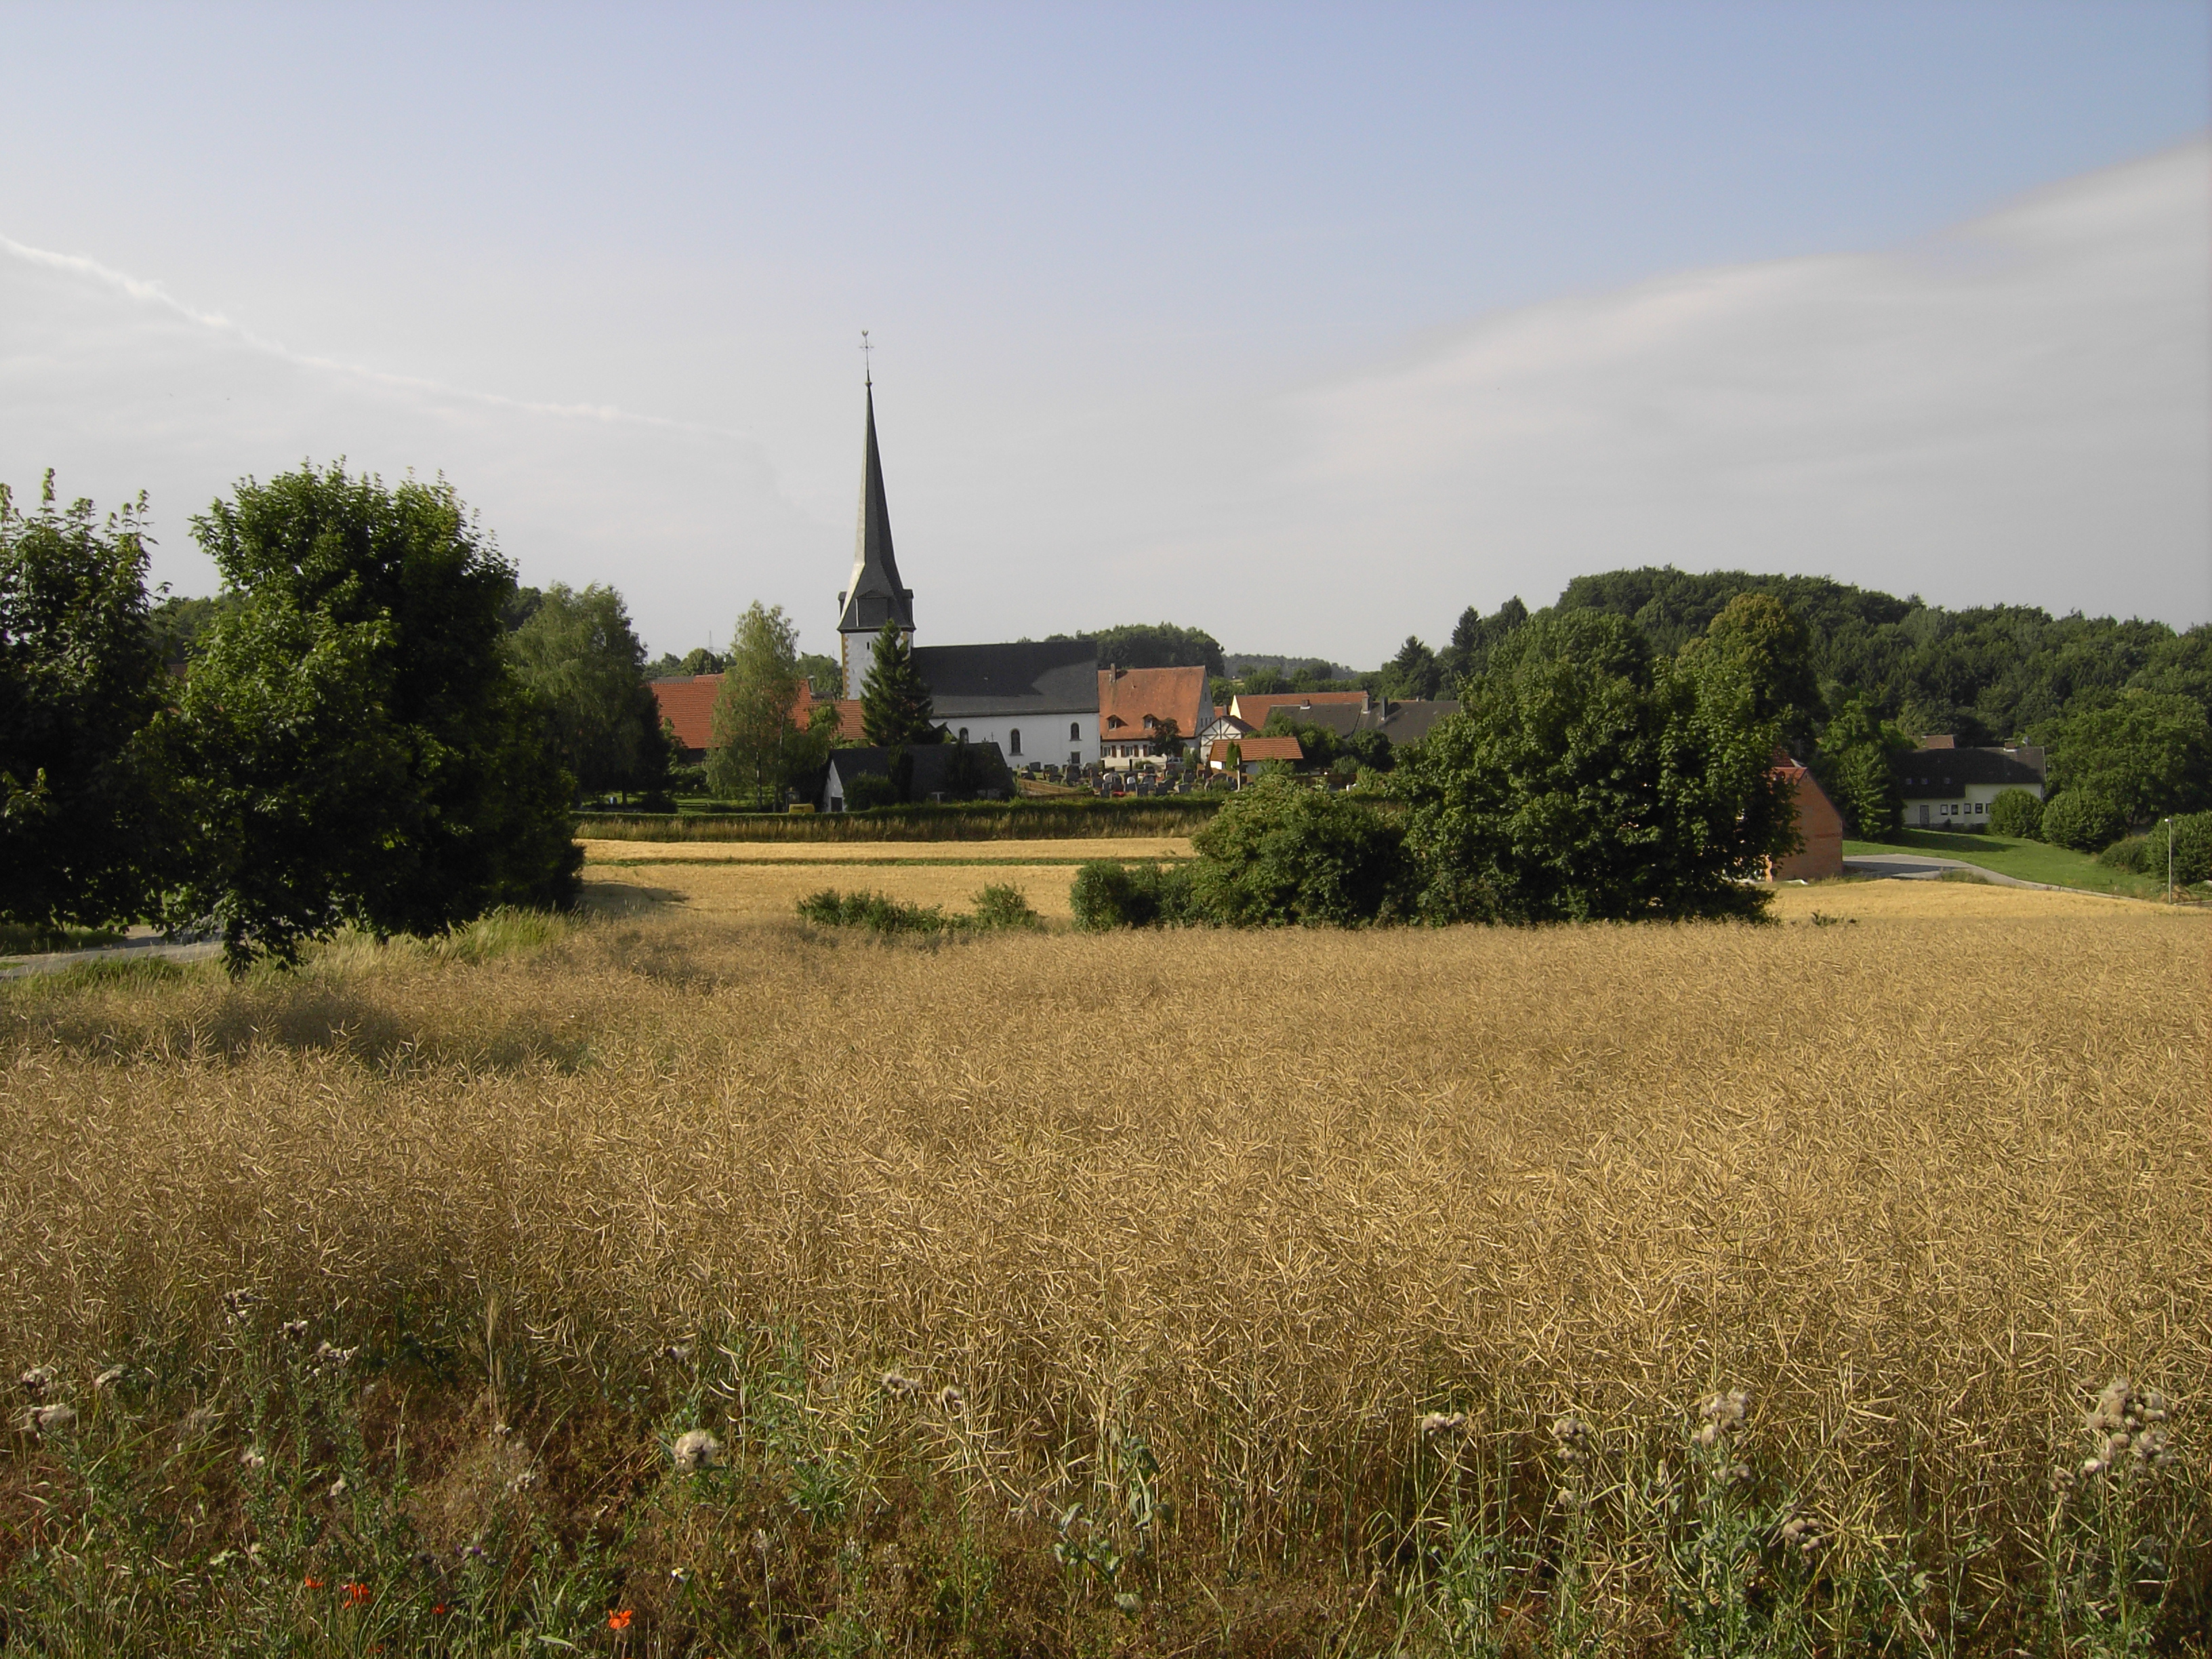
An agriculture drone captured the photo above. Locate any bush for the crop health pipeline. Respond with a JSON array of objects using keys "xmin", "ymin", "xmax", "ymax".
[
  {"xmin": 1069, "ymin": 860, "xmax": 1206, "ymax": 930},
  {"xmin": 841, "ymin": 773, "xmax": 901, "ymax": 811},
  {"xmin": 1987, "ymin": 787, "xmax": 2043, "ymax": 840},
  {"xmin": 968, "ymin": 882, "xmax": 1043, "ymax": 930},
  {"xmin": 2124, "ymin": 812, "xmax": 2212, "ymax": 886},
  {"xmin": 1191, "ymin": 776, "xmax": 1417, "ymax": 926},
  {"xmin": 2039, "ymin": 790, "xmax": 2127, "ymax": 853},
  {"xmin": 2097, "ymin": 834, "xmax": 2153, "ymax": 874},
  {"xmin": 794, "ymin": 888, "xmax": 949, "ymax": 935}
]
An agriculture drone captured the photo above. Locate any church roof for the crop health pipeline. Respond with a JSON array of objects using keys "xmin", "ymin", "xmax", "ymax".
[
  {"xmin": 912, "ymin": 640, "xmax": 1099, "ymax": 716},
  {"xmin": 836, "ymin": 382, "xmax": 915, "ymax": 636}
]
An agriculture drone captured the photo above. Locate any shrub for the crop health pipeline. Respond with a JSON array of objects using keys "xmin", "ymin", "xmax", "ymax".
[
  {"xmin": 1069, "ymin": 860, "xmax": 1206, "ymax": 930},
  {"xmin": 2040, "ymin": 791, "xmax": 2127, "ymax": 853},
  {"xmin": 841, "ymin": 772, "xmax": 901, "ymax": 811},
  {"xmin": 794, "ymin": 888, "xmax": 948, "ymax": 935},
  {"xmin": 968, "ymin": 883, "xmax": 1042, "ymax": 930},
  {"xmin": 1191, "ymin": 775, "xmax": 1417, "ymax": 926},
  {"xmin": 2097, "ymin": 835, "xmax": 2153, "ymax": 874},
  {"xmin": 2130, "ymin": 812, "xmax": 2212, "ymax": 886},
  {"xmin": 1987, "ymin": 787, "xmax": 2044, "ymax": 840}
]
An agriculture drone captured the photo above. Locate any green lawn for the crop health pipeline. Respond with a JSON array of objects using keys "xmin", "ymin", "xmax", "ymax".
[{"xmin": 1841, "ymin": 828, "xmax": 2169, "ymax": 899}]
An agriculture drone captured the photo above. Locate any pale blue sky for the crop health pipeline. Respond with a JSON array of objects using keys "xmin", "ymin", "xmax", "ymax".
[{"xmin": 3, "ymin": 3, "xmax": 2206, "ymax": 662}]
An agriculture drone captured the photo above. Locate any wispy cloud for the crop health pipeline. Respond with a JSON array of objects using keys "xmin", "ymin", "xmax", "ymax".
[{"xmin": 1231, "ymin": 140, "xmax": 2210, "ymax": 643}]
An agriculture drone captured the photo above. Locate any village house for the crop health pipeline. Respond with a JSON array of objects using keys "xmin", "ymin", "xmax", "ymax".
[
  {"xmin": 1893, "ymin": 736, "xmax": 2046, "ymax": 829},
  {"xmin": 1206, "ymin": 734, "xmax": 1304, "ymax": 776},
  {"xmin": 1769, "ymin": 758, "xmax": 1845, "ymax": 880},
  {"xmin": 1099, "ymin": 663, "xmax": 1210, "ymax": 764}
]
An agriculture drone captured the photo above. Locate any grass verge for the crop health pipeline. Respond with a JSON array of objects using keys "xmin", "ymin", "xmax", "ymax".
[{"xmin": 1843, "ymin": 829, "xmax": 2173, "ymax": 898}]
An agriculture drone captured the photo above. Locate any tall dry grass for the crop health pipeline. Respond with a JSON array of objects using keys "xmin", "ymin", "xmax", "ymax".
[{"xmin": 1, "ymin": 901, "xmax": 2206, "ymax": 1652}]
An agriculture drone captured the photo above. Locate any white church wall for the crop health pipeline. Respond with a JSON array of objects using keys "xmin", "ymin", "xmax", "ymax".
[{"xmin": 946, "ymin": 712, "xmax": 1097, "ymax": 769}]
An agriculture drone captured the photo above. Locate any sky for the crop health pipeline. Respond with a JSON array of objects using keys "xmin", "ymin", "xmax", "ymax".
[{"xmin": 2, "ymin": 2, "xmax": 2206, "ymax": 667}]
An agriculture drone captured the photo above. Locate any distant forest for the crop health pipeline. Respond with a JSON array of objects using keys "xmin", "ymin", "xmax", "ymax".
[{"xmin": 1540, "ymin": 567, "xmax": 2208, "ymax": 748}]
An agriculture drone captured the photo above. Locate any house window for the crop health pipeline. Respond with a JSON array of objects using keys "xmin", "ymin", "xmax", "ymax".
[
  {"xmin": 1069, "ymin": 722, "xmax": 1081, "ymax": 741},
  {"xmin": 1009, "ymin": 728, "xmax": 1021, "ymax": 756}
]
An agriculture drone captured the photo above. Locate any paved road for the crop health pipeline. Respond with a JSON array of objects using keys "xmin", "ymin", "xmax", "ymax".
[
  {"xmin": 1841, "ymin": 853, "xmax": 2066, "ymax": 891},
  {"xmin": 0, "ymin": 936, "xmax": 222, "ymax": 979}
]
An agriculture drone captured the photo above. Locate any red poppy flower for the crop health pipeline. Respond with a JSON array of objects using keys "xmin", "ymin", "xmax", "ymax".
[
  {"xmin": 302, "ymin": 1577, "xmax": 323, "ymax": 1589},
  {"xmin": 608, "ymin": 1607, "xmax": 634, "ymax": 1630},
  {"xmin": 344, "ymin": 1582, "xmax": 370, "ymax": 1605}
]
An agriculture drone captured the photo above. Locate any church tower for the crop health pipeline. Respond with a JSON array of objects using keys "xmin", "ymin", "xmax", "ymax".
[{"xmin": 835, "ymin": 375, "xmax": 916, "ymax": 698}]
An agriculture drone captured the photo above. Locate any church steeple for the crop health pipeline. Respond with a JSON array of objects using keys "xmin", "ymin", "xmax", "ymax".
[{"xmin": 836, "ymin": 366, "xmax": 916, "ymax": 697}]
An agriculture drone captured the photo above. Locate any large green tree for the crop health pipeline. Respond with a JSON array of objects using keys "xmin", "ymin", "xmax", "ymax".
[
  {"xmin": 1191, "ymin": 776, "xmax": 1418, "ymax": 925},
  {"xmin": 508, "ymin": 582, "xmax": 670, "ymax": 798},
  {"xmin": 1812, "ymin": 696, "xmax": 1908, "ymax": 838},
  {"xmin": 708, "ymin": 602, "xmax": 839, "ymax": 806},
  {"xmin": 157, "ymin": 464, "xmax": 580, "ymax": 968},
  {"xmin": 858, "ymin": 620, "xmax": 940, "ymax": 747},
  {"xmin": 2042, "ymin": 691, "xmax": 2212, "ymax": 825},
  {"xmin": 0, "ymin": 475, "xmax": 168, "ymax": 931},
  {"xmin": 1380, "ymin": 636, "xmax": 1443, "ymax": 700},
  {"xmin": 1057, "ymin": 621, "xmax": 1225, "ymax": 677},
  {"xmin": 1689, "ymin": 592, "xmax": 1825, "ymax": 754},
  {"xmin": 1404, "ymin": 610, "xmax": 1790, "ymax": 924}
]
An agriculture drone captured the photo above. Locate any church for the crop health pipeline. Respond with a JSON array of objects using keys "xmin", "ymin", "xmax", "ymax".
[
  {"xmin": 834, "ymin": 378, "xmax": 1101, "ymax": 769},
  {"xmin": 653, "ymin": 377, "xmax": 1212, "ymax": 779}
]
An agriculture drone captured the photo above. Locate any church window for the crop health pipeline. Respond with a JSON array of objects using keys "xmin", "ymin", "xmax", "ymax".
[
  {"xmin": 1009, "ymin": 729, "xmax": 1021, "ymax": 756},
  {"xmin": 958, "ymin": 727, "xmax": 968, "ymax": 742},
  {"xmin": 1069, "ymin": 722, "xmax": 1081, "ymax": 741}
]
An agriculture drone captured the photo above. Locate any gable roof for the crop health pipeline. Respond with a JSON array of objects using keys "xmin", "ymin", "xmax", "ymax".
[
  {"xmin": 1230, "ymin": 691, "xmax": 1370, "ymax": 729},
  {"xmin": 1208, "ymin": 735, "xmax": 1303, "ymax": 764},
  {"xmin": 913, "ymin": 640, "xmax": 1099, "ymax": 715},
  {"xmin": 836, "ymin": 382, "xmax": 916, "ymax": 636},
  {"xmin": 1099, "ymin": 664, "xmax": 1208, "ymax": 736},
  {"xmin": 650, "ymin": 675, "xmax": 721, "ymax": 753},
  {"xmin": 1364, "ymin": 698, "xmax": 1459, "ymax": 745},
  {"xmin": 649, "ymin": 677, "xmax": 861, "ymax": 752},
  {"xmin": 1892, "ymin": 747, "xmax": 2046, "ymax": 799}
]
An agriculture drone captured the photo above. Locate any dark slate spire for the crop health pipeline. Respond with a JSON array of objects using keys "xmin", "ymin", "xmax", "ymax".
[{"xmin": 836, "ymin": 381, "xmax": 915, "ymax": 638}]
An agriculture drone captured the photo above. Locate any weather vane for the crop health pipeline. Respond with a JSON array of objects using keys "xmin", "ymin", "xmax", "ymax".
[{"xmin": 859, "ymin": 329, "xmax": 873, "ymax": 386}]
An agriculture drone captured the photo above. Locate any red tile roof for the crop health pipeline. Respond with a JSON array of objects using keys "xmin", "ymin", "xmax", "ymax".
[
  {"xmin": 651, "ymin": 677, "xmax": 861, "ymax": 752},
  {"xmin": 1098, "ymin": 665, "xmax": 1208, "ymax": 740},
  {"xmin": 1208, "ymin": 735, "xmax": 1303, "ymax": 765}
]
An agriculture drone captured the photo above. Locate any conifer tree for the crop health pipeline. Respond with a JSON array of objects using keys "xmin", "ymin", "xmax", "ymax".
[{"xmin": 859, "ymin": 620, "xmax": 940, "ymax": 746}]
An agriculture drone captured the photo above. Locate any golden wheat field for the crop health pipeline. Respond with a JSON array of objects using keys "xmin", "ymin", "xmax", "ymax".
[{"xmin": 0, "ymin": 874, "xmax": 2205, "ymax": 1655}]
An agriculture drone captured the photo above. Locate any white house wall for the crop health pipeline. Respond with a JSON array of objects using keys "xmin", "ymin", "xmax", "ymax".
[{"xmin": 1902, "ymin": 779, "xmax": 2045, "ymax": 830}]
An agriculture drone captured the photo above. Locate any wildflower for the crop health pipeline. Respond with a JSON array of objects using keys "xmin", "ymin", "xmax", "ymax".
[
  {"xmin": 342, "ymin": 1582, "xmax": 369, "ymax": 1605},
  {"xmin": 1419, "ymin": 1411, "xmax": 1467, "ymax": 1437},
  {"xmin": 241, "ymin": 1447, "xmax": 267, "ymax": 1471},
  {"xmin": 607, "ymin": 1607, "xmax": 634, "ymax": 1630},
  {"xmin": 671, "ymin": 1429, "xmax": 722, "ymax": 1473},
  {"xmin": 279, "ymin": 1319, "xmax": 310, "ymax": 1342},
  {"xmin": 28, "ymin": 1403, "xmax": 77, "ymax": 1436},
  {"xmin": 222, "ymin": 1287, "xmax": 258, "ymax": 1321},
  {"xmin": 303, "ymin": 1576, "xmax": 324, "ymax": 1589},
  {"xmin": 19, "ymin": 1366, "xmax": 55, "ymax": 1399},
  {"xmin": 310, "ymin": 1341, "xmax": 356, "ymax": 1372},
  {"xmin": 2079, "ymin": 1378, "xmax": 2177, "ymax": 1477},
  {"xmin": 1114, "ymin": 1590, "xmax": 1144, "ymax": 1616},
  {"xmin": 880, "ymin": 1370, "xmax": 922, "ymax": 1395},
  {"xmin": 1777, "ymin": 1512, "xmax": 1824, "ymax": 1555},
  {"xmin": 93, "ymin": 1365, "xmax": 125, "ymax": 1391},
  {"xmin": 1696, "ymin": 1389, "xmax": 1749, "ymax": 1448},
  {"xmin": 1549, "ymin": 1415, "xmax": 1591, "ymax": 1464},
  {"xmin": 432, "ymin": 1603, "xmax": 447, "ymax": 1616},
  {"xmin": 328, "ymin": 1475, "xmax": 349, "ymax": 1499}
]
